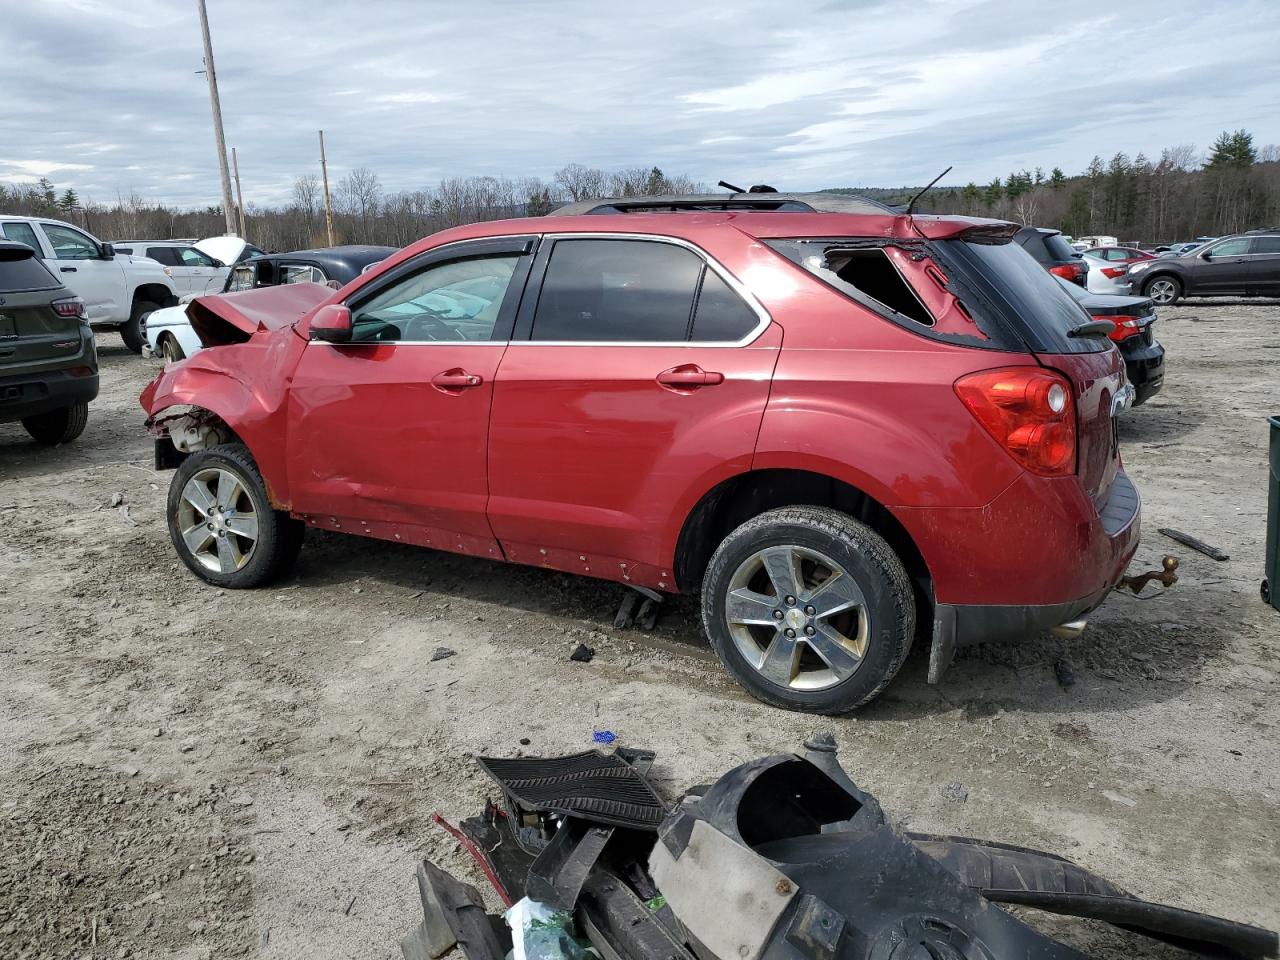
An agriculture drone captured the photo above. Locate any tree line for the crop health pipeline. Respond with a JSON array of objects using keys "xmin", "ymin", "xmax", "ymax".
[{"xmin": 2, "ymin": 130, "xmax": 1276, "ymax": 250}]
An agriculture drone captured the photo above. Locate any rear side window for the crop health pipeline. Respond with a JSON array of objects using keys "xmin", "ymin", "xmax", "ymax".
[
  {"xmin": 1254, "ymin": 236, "xmax": 1280, "ymax": 254},
  {"xmin": 2, "ymin": 222, "xmax": 44, "ymax": 253},
  {"xmin": 146, "ymin": 246, "xmax": 183, "ymax": 267},
  {"xmin": 532, "ymin": 239, "xmax": 701, "ymax": 342},
  {"xmin": 825, "ymin": 249, "xmax": 933, "ymax": 326},
  {"xmin": 690, "ymin": 269, "xmax": 759, "ymax": 341},
  {"xmin": 0, "ymin": 247, "xmax": 58, "ymax": 292}
]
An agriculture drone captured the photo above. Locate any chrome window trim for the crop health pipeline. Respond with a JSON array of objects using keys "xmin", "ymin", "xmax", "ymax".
[
  {"xmin": 306, "ymin": 340, "xmax": 510, "ymax": 348},
  {"xmin": 513, "ymin": 231, "xmax": 773, "ymax": 348}
]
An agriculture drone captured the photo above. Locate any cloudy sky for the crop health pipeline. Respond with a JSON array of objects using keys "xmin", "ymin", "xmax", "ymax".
[{"xmin": 3, "ymin": 0, "xmax": 1278, "ymax": 209}]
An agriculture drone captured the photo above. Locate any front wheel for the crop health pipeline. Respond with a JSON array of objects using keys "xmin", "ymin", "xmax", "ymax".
[
  {"xmin": 160, "ymin": 334, "xmax": 186, "ymax": 362},
  {"xmin": 120, "ymin": 299, "xmax": 161, "ymax": 354},
  {"xmin": 167, "ymin": 443, "xmax": 304, "ymax": 588},
  {"xmin": 22, "ymin": 402, "xmax": 88, "ymax": 445},
  {"xmin": 1144, "ymin": 276, "xmax": 1182, "ymax": 306},
  {"xmin": 701, "ymin": 506, "xmax": 915, "ymax": 714}
]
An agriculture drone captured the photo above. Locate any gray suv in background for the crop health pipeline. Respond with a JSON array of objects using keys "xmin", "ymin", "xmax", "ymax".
[{"xmin": 1126, "ymin": 229, "xmax": 1280, "ymax": 304}]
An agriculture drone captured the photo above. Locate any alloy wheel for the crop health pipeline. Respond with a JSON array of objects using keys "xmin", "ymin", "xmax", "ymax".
[
  {"xmin": 1148, "ymin": 279, "xmax": 1177, "ymax": 304},
  {"xmin": 724, "ymin": 544, "xmax": 869, "ymax": 691},
  {"xmin": 175, "ymin": 467, "xmax": 260, "ymax": 574}
]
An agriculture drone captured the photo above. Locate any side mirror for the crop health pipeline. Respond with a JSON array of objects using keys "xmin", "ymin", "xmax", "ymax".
[
  {"xmin": 309, "ymin": 304, "xmax": 352, "ymax": 343},
  {"xmin": 100, "ymin": 242, "xmax": 115, "ymax": 260}
]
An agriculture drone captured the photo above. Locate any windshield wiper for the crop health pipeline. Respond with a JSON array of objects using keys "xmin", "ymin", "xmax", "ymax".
[{"xmin": 1067, "ymin": 320, "xmax": 1115, "ymax": 339}]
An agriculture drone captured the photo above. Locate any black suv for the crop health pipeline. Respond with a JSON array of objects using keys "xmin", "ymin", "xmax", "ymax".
[
  {"xmin": 1013, "ymin": 227, "xmax": 1087, "ymax": 286},
  {"xmin": 0, "ymin": 240, "xmax": 98, "ymax": 444},
  {"xmin": 1125, "ymin": 229, "xmax": 1280, "ymax": 305}
]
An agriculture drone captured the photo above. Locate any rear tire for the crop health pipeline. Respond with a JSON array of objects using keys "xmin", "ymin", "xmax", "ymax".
[
  {"xmin": 701, "ymin": 505, "xmax": 915, "ymax": 714},
  {"xmin": 167, "ymin": 443, "xmax": 304, "ymax": 588},
  {"xmin": 161, "ymin": 334, "xmax": 186, "ymax": 362},
  {"xmin": 1143, "ymin": 276, "xmax": 1181, "ymax": 306},
  {"xmin": 22, "ymin": 402, "xmax": 89, "ymax": 445},
  {"xmin": 120, "ymin": 299, "xmax": 160, "ymax": 354}
]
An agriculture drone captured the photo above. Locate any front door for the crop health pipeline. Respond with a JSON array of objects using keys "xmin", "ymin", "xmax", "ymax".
[
  {"xmin": 286, "ymin": 236, "xmax": 534, "ymax": 559},
  {"xmin": 1191, "ymin": 236, "xmax": 1252, "ymax": 294},
  {"xmin": 176, "ymin": 245, "xmax": 224, "ymax": 295},
  {"xmin": 486, "ymin": 236, "xmax": 780, "ymax": 588},
  {"xmin": 39, "ymin": 222, "xmax": 124, "ymax": 323}
]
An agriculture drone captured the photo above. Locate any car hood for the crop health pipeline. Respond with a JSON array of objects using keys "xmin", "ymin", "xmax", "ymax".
[
  {"xmin": 185, "ymin": 282, "xmax": 332, "ymax": 348},
  {"xmin": 193, "ymin": 235, "xmax": 249, "ymax": 266}
]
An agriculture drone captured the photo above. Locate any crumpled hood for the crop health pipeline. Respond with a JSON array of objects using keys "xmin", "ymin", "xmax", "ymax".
[{"xmin": 186, "ymin": 282, "xmax": 332, "ymax": 347}]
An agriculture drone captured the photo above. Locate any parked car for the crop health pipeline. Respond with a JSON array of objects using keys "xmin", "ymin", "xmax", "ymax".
[
  {"xmin": 1125, "ymin": 230, "xmax": 1280, "ymax": 305},
  {"xmin": 140, "ymin": 192, "xmax": 1140, "ymax": 714},
  {"xmin": 0, "ymin": 215, "xmax": 178, "ymax": 353},
  {"xmin": 111, "ymin": 240, "xmax": 231, "ymax": 297},
  {"xmin": 1013, "ymin": 227, "xmax": 1087, "ymax": 285},
  {"xmin": 146, "ymin": 245, "xmax": 394, "ymax": 361},
  {"xmin": 0, "ymin": 240, "xmax": 98, "ymax": 444},
  {"xmin": 1054, "ymin": 276, "xmax": 1164, "ymax": 405},
  {"xmin": 1083, "ymin": 246, "xmax": 1156, "ymax": 294}
]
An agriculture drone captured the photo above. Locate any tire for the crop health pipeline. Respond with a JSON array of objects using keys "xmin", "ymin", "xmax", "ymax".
[
  {"xmin": 701, "ymin": 506, "xmax": 915, "ymax": 714},
  {"xmin": 167, "ymin": 443, "xmax": 304, "ymax": 588},
  {"xmin": 1143, "ymin": 275, "xmax": 1182, "ymax": 306},
  {"xmin": 21, "ymin": 402, "xmax": 88, "ymax": 445},
  {"xmin": 160, "ymin": 333, "xmax": 186, "ymax": 362},
  {"xmin": 120, "ymin": 299, "xmax": 160, "ymax": 354}
]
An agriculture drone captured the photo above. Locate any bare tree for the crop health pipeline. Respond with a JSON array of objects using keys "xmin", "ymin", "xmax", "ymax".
[
  {"xmin": 554, "ymin": 163, "xmax": 608, "ymax": 202},
  {"xmin": 336, "ymin": 167, "xmax": 383, "ymax": 231},
  {"xmin": 292, "ymin": 174, "xmax": 320, "ymax": 221}
]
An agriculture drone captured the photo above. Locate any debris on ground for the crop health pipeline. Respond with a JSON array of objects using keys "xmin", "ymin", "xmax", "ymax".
[
  {"xmin": 400, "ymin": 740, "xmax": 1278, "ymax": 960},
  {"xmin": 1158, "ymin": 528, "xmax": 1230, "ymax": 561},
  {"xmin": 941, "ymin": 780, "xmax": 968, "ymax": 803},
  {"xmin": 568, "ymin": 644, "xmax": 594, "ymax": 663},
  {"xmin": 1102, "ymin": 789, "xmax": 1138, "ymax": 807},
  {"xmin": 591, "ymin": 730, "xmax": 617, "ymax": 745},
  {"xmin": 431, "ymin": 647, "xmax": 457, "ymax": 662},
  {"xmin": 1053, "ymin": 656, "xmax": 1077, "ymax": 688}
]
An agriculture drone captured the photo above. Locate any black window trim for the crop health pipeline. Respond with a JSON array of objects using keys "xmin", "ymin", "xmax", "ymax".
[
  {"xmin": 510, "ymin": 232, "xmax": 771, "ymax": 346},
  {"xmin": 330, "ymin": 235, "xmax": 539, "ymax": 346}
]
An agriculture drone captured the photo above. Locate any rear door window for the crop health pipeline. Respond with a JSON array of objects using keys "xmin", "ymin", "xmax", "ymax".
[
  {"xmin": 690, "ymin": 269, "xmax": 760, "ymax": 341},
  {"xmin": 146, "ymin": 246, "xmax": 183, "ymax": 267},
  {"xmin": 2, "ymin": 222, "xmax": 45, "ymax": 255},
  {"xmin": 531, "ymin": 238, "xmax": 701, "ymax": 342},
  {"xmin": 1253, "ymin": 236, "xmax": 1280, "ymax": 254}
]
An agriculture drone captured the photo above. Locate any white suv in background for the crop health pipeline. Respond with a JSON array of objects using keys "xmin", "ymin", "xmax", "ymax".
[
  {"xmin": 111, "ymin": 239, "xmax": 230, "ymax": 297},
  {"xmin": 0, "ymin": 215, "xmax": 177, "ymax": 353}
]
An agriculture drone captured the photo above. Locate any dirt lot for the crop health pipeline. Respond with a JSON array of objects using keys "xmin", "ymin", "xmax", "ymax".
[{"xmin": 1, "ymin": 302, "xmax": 1278, "ymax": 959}]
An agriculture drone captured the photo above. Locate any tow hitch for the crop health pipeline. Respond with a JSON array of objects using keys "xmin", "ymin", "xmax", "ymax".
[{"xmin": 1117, "ymin": 555, "xmax": 1180, "ymax": 594}]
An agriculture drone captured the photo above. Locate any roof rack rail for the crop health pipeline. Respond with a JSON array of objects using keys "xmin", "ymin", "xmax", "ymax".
[{"xmin": 550, "ymin": 192, "xmax": 897, "ymax": 217}]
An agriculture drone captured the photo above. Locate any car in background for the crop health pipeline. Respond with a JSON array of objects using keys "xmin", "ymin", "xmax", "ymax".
[
  {"xmin": 112, "ymin": 239, "xmax": 230, "ymax": 297},
  {"xmin": 0, "ymin": 215, "xmax": 177, "ymax": 353},
  {"xmin": 1014, "ymin": 227, "xmax": 1087, "ymax": 285},
  {"xmin": 1125, "ymin": 230, "xmax": 1280, "ymax": 305},
  {"xmin": 141, "ymin": 193, "xmax": 1140, "ymax": 714},
  {"xmin": 1054, "ymin": 276, "xmax": 1164, "ymax": 405},
  {"xmin": 0, "ymin": 240, "xmax": 98, "ymax": 444},
  {"xmin": 146, "ymin": 244, "xmax": 394, "ymax": 361},
  {"xmin": 1083, "ymin": 246, "xmax": 1157, "ymax": 294}
]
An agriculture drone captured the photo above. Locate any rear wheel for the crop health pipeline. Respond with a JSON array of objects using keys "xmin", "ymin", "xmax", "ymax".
[
  {"xmin": 120, "ymin": 299, "xmax": 161, "ymax": 354},
  {"xmin": 701, "ymin": 506, "xmax": 915, "ymax": 714},
  {"xmin": 1144, "ymin": 276, "xmax": 1181, "ymax": 306},
  {"xmin": 167, "ymin": 443, "xmax": 304, "ymax": 588},
  {"xmin": 22, "ymin": 402, "xmax": 88, "ymax": 445},
  {"xmin": 160, "ymin": 334, "xmax": 186, "ymax": 362}
]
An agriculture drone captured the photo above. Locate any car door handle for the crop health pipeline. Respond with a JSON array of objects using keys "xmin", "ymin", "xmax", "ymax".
[
  {"xmin": 656, "ymin": 364, "xmax": 725, "ymax": 390},
  {"xmin": 60, "ymin": 266, "xmax": 77, "ymax": 273},
  {"xmin": 431, "ymin": 368, "xmax": 483, "ymax": 392}
]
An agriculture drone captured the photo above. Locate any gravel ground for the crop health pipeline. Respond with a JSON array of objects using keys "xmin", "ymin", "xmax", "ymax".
[{"xmin": 1, "ymin": 300, "xmax": 1277, "ymax": 958}]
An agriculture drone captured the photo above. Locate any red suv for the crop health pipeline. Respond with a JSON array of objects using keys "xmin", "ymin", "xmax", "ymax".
[{"xmin": 140, "ymin": 193, "xmax": 1141, "ymax": 713}]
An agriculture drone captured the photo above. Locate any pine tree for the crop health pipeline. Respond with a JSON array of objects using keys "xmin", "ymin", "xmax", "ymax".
[
  {"xmin": 983, "ymin": 177, "xmax": 1003, "ymax": 205},
  {"xmin": 1048, "ymin": 167, "xmax": 1066, "ymax": 190},
  {"xmin": 1205, "ymin": 129, "xmax": 1256, "ymax": 169},
  {"xmin": 57, "ymin": 189, "xmax": 80, "ymax": 213},
  {"xmin": 644, "ymin": 166, "xmax": 667, "ymax": 196},
  {"xmin": 37, "ymin": 177, "xmax": 57, "ymax": 210}
]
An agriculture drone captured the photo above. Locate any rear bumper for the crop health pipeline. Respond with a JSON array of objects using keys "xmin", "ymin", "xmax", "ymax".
[
  {"xmin": 0, "ymin": 367, "xmax": 99, "ymax": 422},
  {"xmin": 904, "ymin": 470, "xmax": 1142, "ymax": 682},
  {"xmin": 1122, "ymin": 338, "xmax": 1165, "ymax": 405}
]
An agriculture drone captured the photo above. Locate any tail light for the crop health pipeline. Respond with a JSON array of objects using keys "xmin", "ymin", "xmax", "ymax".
[
  {"xmin": 51, "ymin": 296, "xmax": 85, "ymax": 319},
  {"xmin": 1100, "ymin": 266, "xmax": 1128, "ymax": 279},
  {"xmin": 1097, "ymin": 314, "xmax": 1141, "ymax": 342},
  {"xmin": 1048, "ymin": 264, "xmax": 1080, "ymax": 280},
  {"xmin": 955, "ymin": 367, "xmax": 1077, "ymax": 476}
]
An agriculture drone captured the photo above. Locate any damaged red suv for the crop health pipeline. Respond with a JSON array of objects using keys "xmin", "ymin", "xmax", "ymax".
[{"xmin": 141, "ymin": 192, "xmax": 1140, "ymax": 713}]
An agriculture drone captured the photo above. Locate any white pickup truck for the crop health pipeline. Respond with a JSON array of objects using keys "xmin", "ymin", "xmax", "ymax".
[{"xmin": 0, "ymin": 215, "xmax": 178, "ymax": 353}]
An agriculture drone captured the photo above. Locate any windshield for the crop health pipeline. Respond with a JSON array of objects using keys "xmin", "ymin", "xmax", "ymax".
[
  {"xmin": 937, "ymin": 239, "xmax": 1102, "ymax": 354},
  {"xmin": 1042, "ymin": 233, "xmax": 1078, "ymax": 261}
]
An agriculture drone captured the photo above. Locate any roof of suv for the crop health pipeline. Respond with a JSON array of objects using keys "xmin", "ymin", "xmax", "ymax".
[{"xmin": 551, "ymin": 191, "xmax": 896, "ymax": 217}]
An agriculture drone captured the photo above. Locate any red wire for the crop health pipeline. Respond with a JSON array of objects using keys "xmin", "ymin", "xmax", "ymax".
[{"xmin": 431, "ymin": 812, "xmax": 515, "ymax": 908}]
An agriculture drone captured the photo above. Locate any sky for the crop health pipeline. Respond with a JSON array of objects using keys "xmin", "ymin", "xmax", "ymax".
[{"xmin": 2, "ymin": 0, "xmax": 1279, "ymax": 209}]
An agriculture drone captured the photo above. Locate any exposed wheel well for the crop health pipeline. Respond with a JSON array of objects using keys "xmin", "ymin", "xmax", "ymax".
[
  {"xmin": 133, "ymin": 283, "xmax": 178, "ymax": 309},
  {"xmin": 673, "ymin": 469, "xmax": 932, "ymax": 606}
]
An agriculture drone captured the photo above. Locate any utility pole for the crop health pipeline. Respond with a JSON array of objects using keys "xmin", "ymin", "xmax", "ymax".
[
  {"xmin": 197, "ymin": 0, "xmax": 236, "ymax": 235},
  {"xmin": 319, "ymin": 130, "xmax": 335, "ymax": 247},
  {"xmin": 231, "ymin": 147, "xmax": 247, "ymax": 238}
]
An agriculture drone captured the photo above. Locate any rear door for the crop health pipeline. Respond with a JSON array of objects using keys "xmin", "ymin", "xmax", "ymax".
[
  {"xmin": 1193, "ymin": 236, "xmax": 1252, "ymax": 293},
  {"xmin": 1247, "ymin": 236, "xmax": 1280, "ymax": 295},
  {"xmin": 286, "ymin": 236, "xmax": 534, "ymax": 557},
  {"xmin": 39, "ymin": 222, "xmax": 124, "ymax": 323},
  {"xmin": 486, "ymin": 235, "xmax": 779, "ymax": 586}
]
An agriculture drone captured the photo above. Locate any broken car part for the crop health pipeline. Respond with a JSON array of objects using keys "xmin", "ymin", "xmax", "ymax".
[
  {"xmin": 407, "ymin": 743, "xmax": 1278, "ymax": 960},
  {"xmin": 1158, "ymin": 528, "xmax": 1229, "ymax": 561}
]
